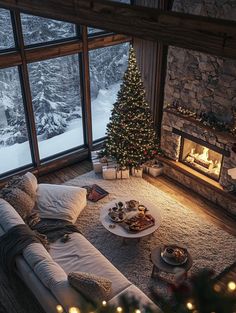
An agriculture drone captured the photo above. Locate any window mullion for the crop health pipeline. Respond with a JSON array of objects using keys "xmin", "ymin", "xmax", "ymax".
[
  {"xmin": 81, "ymin": 25, "xmax": 93, "ymax": 151},
  {"xmin": 12, "ymin": 11, "xmax": 40, "ymax": 168}
]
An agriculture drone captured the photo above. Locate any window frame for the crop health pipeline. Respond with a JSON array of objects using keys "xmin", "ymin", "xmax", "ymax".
[{"xmin": 0, "ymin": 7, "xmax": 132, "ymax": 179}]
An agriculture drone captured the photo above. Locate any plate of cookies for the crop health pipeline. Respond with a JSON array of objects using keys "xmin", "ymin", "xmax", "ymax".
[{"xmin": 160, "ymin": 245, "xmax": 188, "ymax": 265}]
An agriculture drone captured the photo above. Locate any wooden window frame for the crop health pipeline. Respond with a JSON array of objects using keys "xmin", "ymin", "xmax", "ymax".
[{"xmin": 0, "ymin": 6, "xmax": 131, "ymax": 179}]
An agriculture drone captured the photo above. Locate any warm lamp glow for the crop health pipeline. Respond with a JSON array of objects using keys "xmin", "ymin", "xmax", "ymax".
[
  {"xmin": 56, "ymin": 305, "xmax": 64, "ymax": 313},
  {"xmin": 228, "ymin": 281, "xmax": 236, "ymax": 291},
  {"xmin": 69, "ymin": 307, "xmax": 80, "ymax": 313},
  {"xmin": 117, "ymin": 307, "xmax": 123, "ymax": 312},
  {"xmin": 135, "ymin": 310, "xmax": 141, "ymax": 313}
]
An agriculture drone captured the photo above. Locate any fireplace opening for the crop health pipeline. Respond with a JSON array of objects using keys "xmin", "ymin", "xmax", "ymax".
[{"xmin": 180, "ymin": 138, "xmax": 223, "ymax": 181}]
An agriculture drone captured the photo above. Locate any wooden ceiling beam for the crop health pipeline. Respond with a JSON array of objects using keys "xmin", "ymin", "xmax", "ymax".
[{"xmin": 0, "ymin": 0, "xmax": 236, "ymax": 59}]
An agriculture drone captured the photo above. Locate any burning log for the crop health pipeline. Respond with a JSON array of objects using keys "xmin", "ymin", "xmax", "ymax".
[{"xmin": 193, "ymin": 157, "xmax": 213, "ymax": 170}]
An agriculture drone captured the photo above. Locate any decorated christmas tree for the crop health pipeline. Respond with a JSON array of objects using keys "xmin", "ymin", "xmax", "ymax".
[{"xmin": 104, "ymin": 46, "xmax": 160, "ymax": 169}]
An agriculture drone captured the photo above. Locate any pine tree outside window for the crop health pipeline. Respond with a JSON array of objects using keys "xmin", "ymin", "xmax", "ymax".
[
  {"xmin": 28, "ymin": 55, "xmax": 84, "ymax": 160},
  {"xmin": 90, "ymin": 43, "xmax": 130, "ymax": 141},
  {"xmin": 0, "ymin": 67, "xmax": 32, "ymax": 175},
  {"xmin": 0, "ymin": 8, "xmax": 15, "ymax": 50},
  {"xmin": 21, "ymin": 14, "xmax": 77, "ymax": 46}
]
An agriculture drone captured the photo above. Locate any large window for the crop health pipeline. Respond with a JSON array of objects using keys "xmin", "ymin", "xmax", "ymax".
[
  {"xmin": 0, "ymin": 67, "xmax": 32, "ymax": 175},
  {"xmin": 89, "ymin": 43, "xmax": 129, "ymax": 140},
  {"xmin": 28, "ymin": 55, "xmax": 84, "ymax": 159},
  {"xmin": 21, "ymin": 14, "xmax": 77, "ymax": 46},
  {"xmin": 0, "ymin": 9, "xmax": 15, "ymax": 50},
  {"xmin": 0, "ymin": 6, "xmax": 130, "ymax": 177}
]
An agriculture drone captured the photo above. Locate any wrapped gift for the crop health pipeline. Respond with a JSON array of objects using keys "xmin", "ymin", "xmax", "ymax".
[
  {"xmin": 143, "ymin": 160, "xmax": 156, "ymax": 174},
  {"xmin": 93, "ymin": 161, "xmax": 104, "ymax": 173},
  {"xmin": 131, "ymin": 167, "xmax": 143, "ymax": 177},
  {"xmin": 93, "ymin": 156, "xmax": 115, "ymax": 174},
  {"xmin": 116, "ymin": 167, "xmax": 130, "ymax": 179},
  {"xmin": 149, "ymin": 165, "xmax": 163, "ymax": 177},
  {"xmin": 102, "ymin": 165, "xmax": 117, "ymax": 180}
]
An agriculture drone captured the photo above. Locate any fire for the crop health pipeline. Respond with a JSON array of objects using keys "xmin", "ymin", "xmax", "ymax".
[{"xmin": 184, "ymin": 143, "xmax": 222, "ymax": 180}]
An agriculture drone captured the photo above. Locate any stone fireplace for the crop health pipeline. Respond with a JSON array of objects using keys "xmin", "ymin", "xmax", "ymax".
[
  {"xmin": 159, "ymin": 0, "xmax": 236, "ymax": 215},
  {"xmin": 160, "ymin": 109, "xmax": 236, "ymax": 215}
]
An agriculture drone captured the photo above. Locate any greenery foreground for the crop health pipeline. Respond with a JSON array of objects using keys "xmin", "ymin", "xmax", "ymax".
[{"xmin": 58, "ymin": 270, "xmax": 236, "ymax": 313}]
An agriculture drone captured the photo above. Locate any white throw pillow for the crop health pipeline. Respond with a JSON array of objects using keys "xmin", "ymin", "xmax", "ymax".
[{"xmin": 36, "ymin": 184, "xmax": 87, "ymax": 223}]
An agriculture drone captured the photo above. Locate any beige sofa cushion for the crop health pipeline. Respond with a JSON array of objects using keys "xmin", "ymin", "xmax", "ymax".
[
  {"xmin": 36, "ymin": 184, "xmax": 87, "ymax": 223},
  {"xmin": 22, "ymin": 241, "xmax": 85, "ymax": 311},
  {"xmin": 49, "ymin": 233, "xmax": 132, "ymax": 299},
  {"xmin": 0, "ymin": 198, "xmax": 24, "ymax": 231},
  {"xmin": 68, "ymin": 272, "xmax": 112, "ymax": 302}
]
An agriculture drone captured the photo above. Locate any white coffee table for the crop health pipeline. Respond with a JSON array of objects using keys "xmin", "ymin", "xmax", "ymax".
[{"xmin": 100, "ymin": 198, "xmax": 162, "ymax": 239}]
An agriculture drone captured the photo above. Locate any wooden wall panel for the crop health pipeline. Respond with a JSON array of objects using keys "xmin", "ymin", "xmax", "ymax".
[
  {"xmin": 133, "ymin": 36, "xmax": 158, "ymax": 116},
  {"xmin": 133, "ymin": 0, "xmax": 168, "ymax": 134}
]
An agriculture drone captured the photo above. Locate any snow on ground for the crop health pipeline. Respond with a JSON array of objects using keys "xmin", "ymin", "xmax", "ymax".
[
  {"xmin": 92, "ymin": 82, "xmax": 120, "ymax": 140},
  {"xmin": 0, "ymin": 82, "xmax": 120, "ymax": 174}
]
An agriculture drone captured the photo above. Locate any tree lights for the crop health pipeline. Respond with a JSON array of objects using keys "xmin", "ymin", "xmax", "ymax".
[{"xmin": 104, "ymin": 46, "xmax": 160, "ymax": 169}]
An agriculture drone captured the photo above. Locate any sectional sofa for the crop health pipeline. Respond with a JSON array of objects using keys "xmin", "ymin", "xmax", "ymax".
[{"xmin": 0, "ymin": 173, "xmax": 161, "ymax": 313}]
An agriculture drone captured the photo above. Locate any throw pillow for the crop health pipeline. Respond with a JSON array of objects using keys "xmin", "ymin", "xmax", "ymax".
[
  {"xmin": 0, "ymin": 172, "xmax": 38, "ymax": 221},
  {"xmin": 0, "ymin": 188, "xmax": 34, "ymax": 221},
  {"xmin": 36, "ymin": 184, "xmax": 87, "ymax": 223},
  {"xmin": 68, "ymin": 272, "xmax": 112, "ymax": 302}
]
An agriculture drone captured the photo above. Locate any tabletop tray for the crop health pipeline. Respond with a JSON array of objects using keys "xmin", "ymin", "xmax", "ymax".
[{"xmin": 121, "ymin": 213, "xmax": 155, "ymax": 233}]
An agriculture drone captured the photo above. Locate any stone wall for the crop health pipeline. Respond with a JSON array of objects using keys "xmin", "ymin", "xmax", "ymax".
[{"xmin": 164, "ymin": 0, "xmax": 236, "ymax": 123}]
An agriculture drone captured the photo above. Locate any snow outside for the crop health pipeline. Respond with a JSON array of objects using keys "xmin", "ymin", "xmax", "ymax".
[{"xmin": 0, "ymin": 9, "xmax": 129, "ymax": 174}]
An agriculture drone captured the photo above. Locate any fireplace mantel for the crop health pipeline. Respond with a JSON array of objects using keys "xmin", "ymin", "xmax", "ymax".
[{"xmin": 164, "ymin": 108, "xmax": 236, "ymax": 144}]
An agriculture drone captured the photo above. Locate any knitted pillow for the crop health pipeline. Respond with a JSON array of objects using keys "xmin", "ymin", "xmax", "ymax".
[
  {"xmin": 68, "ymin": 272, "xmax": 112, "ymax": 302},
  {"xmin": 0, "ymin": 172, "xmax": 38, "ymax": 221}
]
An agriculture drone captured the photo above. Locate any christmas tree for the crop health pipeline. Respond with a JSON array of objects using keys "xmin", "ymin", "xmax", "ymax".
[{"xmin": 104, "ymin": 46, "xmax": 159, "ymax": 169}]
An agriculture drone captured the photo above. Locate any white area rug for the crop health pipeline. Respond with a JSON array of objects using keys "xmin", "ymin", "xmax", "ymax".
[{"xmin": 65, "ymin": 171, "xmax": 236, "ymax": 299}]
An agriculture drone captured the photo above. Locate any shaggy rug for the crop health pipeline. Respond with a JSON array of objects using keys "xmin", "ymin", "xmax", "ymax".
[{"xmin": 65, "ymin": 171, "xmax": 236, "ymax": 300}]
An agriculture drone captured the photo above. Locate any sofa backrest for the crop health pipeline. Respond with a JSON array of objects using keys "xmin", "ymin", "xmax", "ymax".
[{"xmin": 0, "ymin": 198, "xmax": 86, "ymax": 313}]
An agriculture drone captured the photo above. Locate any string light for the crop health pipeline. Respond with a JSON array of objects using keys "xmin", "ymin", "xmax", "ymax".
[
  {"xmin": 68, "ymin": 307, "xmax": 80, "ymax": 313},
  {"xmin": 227, "ymin": 281, "xmax": 236, "ymax": 292},
  {"xmin": 116, "ymin": 307, "xmax": 123, "ymax": 312},
  {"xmin": 56, "ymin": 305, "xmax": 64, "ymax": 313},
  {"xmin": 102, "ymin": 300, "xmax": 107, "ymax": 306},
  {"xmin": 186, "ymin": 301, "xmax": 194, "ymax": 310},
  {"xmin": 213, "ymin": 283, "xmax": 221, "ymax": 292},
  {"xmin": 135, "ymin": 310, "xmax": 141, "ymax": 313}
]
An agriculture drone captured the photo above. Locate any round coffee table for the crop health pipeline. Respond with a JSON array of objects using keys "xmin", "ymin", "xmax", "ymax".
[
  {"xmin": 100, "ymin": 198, "xmax": 162, "ymax": 239},
  {"xmin": 151, "ymin": 245, "xmax": 193, "ymax": 285}
]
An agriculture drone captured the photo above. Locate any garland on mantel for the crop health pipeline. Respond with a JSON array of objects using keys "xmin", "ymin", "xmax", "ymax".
[{"xmin": 165, "ymin": 102, "xmax": 236, "ymax": 137}]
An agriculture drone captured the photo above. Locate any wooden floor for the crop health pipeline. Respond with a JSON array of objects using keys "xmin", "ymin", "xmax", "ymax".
[{"xmin": 39, "ymin": 159, "xmax": 236, "ymax": 290}]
